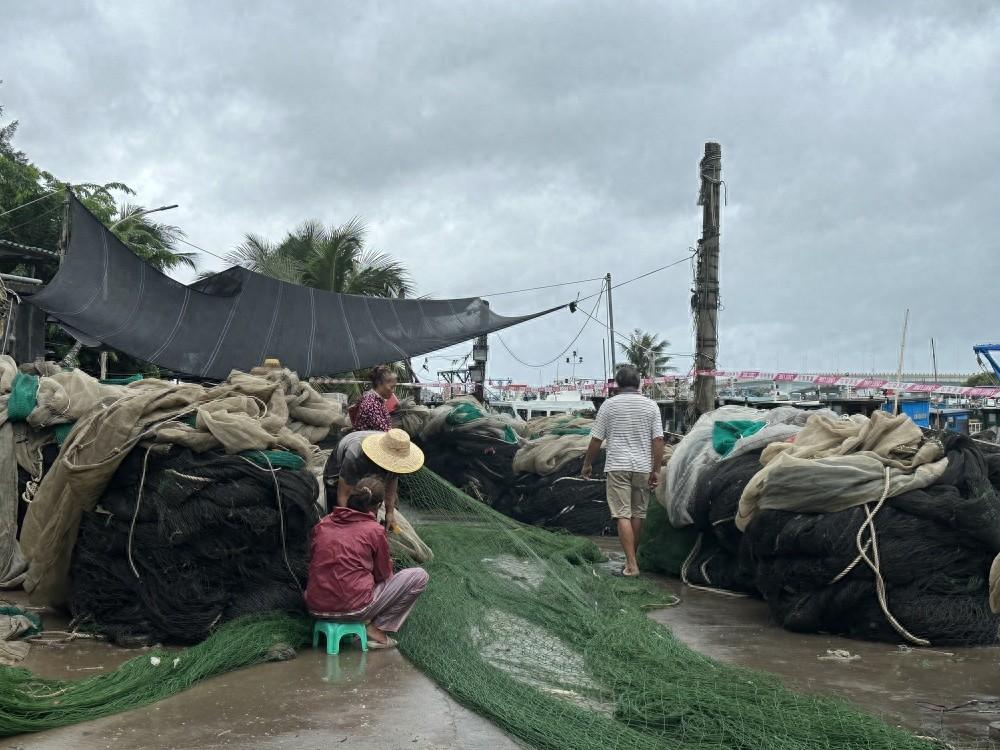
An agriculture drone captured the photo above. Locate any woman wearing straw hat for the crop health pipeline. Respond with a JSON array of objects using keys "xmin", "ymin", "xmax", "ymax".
[{"xmin": 326, "ymin": 428, "xmax": 424, "ymax": 533}]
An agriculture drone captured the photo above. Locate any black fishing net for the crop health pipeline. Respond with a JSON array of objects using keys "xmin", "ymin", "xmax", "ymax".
[
  {"xmin": 744, "ymin": 433, "xmax": 1000, "ymax": 646},
  {"xmin": 681, "ymin": 451, "xmax": 761, "ymax": 593},
  {"xmin": 421, "ymin": 429, "xmax": 613, "ymax": 534},
  {"xmin": 70, "ymin": 447, "xmax": 320, "ymax": 645},
  {"xmin": 504, "ymin": 454, "xmax": 614, "ymax": 535}
]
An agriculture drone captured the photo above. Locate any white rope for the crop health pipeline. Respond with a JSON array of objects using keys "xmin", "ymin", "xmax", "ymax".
[
  {"xmin": 680, "ymin": 531, "xmax": 749, "ymax": 598},
  {"xmin": 829, "ymin": 466, "xmax": 930, "ymax": 646},
  {"xmin": 257, "ymin": 452, "xmax": 304, "ymax": 595},
  {"xmin": 126, "ymin": 445, "xmax": 156, "ymax": 579}
]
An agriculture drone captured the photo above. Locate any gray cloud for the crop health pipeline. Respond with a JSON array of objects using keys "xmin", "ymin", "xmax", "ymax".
[{"xmin": 2, "ymin": 0, "xmax": 998, "ymax": 384}]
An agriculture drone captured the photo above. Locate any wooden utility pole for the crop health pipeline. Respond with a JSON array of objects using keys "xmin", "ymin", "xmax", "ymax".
[
  {"xmin": 605, "ymin": 273, "xmax": 615, "ymax": 373},
  {"xmin": 689, "ymin": 142, "xmax": 722, "ymax": 422},
  {"xmin": 57, "ymin": 187, "xmax": 71, "ymax": 258}
]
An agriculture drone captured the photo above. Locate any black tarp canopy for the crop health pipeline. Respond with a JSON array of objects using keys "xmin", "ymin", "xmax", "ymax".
[{"xmin": 27, "ymin": 197, "xmax": 562, "ymax": 379}]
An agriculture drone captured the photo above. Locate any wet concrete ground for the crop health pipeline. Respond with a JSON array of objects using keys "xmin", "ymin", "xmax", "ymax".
[
  {"xmin": 597, "ymin": 540, "xmax": 1000, "ymax": 749},
  {"xmin": 8, "ymin": 555, "xmax": 1000, "ymax": 749},
  {"xmin": 10, "ymin": 602, "xmax": 519, "ymax": 750}
]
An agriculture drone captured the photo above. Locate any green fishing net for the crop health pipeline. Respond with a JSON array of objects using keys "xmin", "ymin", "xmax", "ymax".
[
  {"xmin": 394, "ymin": 468, "xmax": 936, "ymax": 750},
  {"xmin": 0, "ymin": 468, "xmax": 938, "ymax": 748}
]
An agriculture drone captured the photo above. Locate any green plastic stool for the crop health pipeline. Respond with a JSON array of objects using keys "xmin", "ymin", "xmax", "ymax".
[{"xmin": 313, "ymin": 621, "xmax": 368, "ymax": 654}]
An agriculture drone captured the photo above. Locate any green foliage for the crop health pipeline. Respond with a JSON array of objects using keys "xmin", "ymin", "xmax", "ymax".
[
  {"xmin": 1, "ymin": 103, "xmax": 195, "ymax": 274},
  {"xmin": 222, "ymin": 217, "xmax": 412, "ymax": 297},
  {"xmin": 965, "ymin": 371, "xmax": 999, "ymax": 387},
  {"xmin": 618, "ymin": 329, "xmax": 674, "ymax": 378}
]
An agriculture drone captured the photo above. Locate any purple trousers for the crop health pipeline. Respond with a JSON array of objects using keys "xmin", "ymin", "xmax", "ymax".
[{"xmin": 310, "ymin": 567, "xmax": 429, "ymax": 632}]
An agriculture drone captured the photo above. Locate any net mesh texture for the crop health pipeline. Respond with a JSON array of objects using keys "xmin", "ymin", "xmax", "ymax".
[{"xmin": 1, "ymin": 467, "xmax": 941, "ymax": 747}]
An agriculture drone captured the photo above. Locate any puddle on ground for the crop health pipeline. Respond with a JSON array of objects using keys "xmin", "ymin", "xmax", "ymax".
[{"xmin": 471, "ymin": 610, "xmax": 613, "ymax": 715}]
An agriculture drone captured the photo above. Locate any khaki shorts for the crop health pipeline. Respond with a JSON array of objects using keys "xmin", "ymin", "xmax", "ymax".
[{"xmin": 605, "ymin": 471, "xmax": 651, "ymax": 519}]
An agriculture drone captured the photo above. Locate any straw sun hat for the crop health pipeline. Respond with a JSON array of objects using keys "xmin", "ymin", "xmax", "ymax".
[{"xmin": 362, "ymin": 429, "xmax": 425, "ymax": 474}]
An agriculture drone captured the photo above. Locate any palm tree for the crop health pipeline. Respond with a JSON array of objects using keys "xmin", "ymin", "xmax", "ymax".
[
  {"xmin": 224, "ymin": 232, "xmax": 304, "ymax": 283},
  {"xmin": 618, "ymin": 329, "xmax": 675, "ymax": 378},
  {"xmin": 108, "ymin": 202, "xmax": 198, "ymax": 273},
  {"xmin": 223, "ymin": 217, "xmax": 412, "ymax": 297}
]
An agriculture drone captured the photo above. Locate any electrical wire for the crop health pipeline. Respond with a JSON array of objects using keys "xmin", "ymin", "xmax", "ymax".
[
  {"xmin": 173, "ymin": 236, "xmax": 233, "ymax": 264},
  {"xmin": 0, "ymin": 190, "xmax": 60, "ymax": 220},
  {"xmin": 496, "ymin": 285, "xmax": 604, "ymax": 369},
  {"xmin": 573, "ymin": 302, "xmax": 696, "ymax": 359},
  {"xmin": 576, "ymin": 253, "xmax": 696, "ymax": 303},
  {"xmin": 479, "ymin": 275, "xmax": 605, "ymax": 298},
  {"xmin": 0, "ymin": 201, "xmax": 64, "ymax": 237}
]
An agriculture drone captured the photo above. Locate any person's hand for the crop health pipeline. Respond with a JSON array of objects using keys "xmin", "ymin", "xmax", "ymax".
[
  {"xmin": 648, "ymin": 471, "xmax": 659, "ymax": 489},
  {"xmin": 384, "ymin": 509, "xmax": 397, "ymax": 534},
  {"xmin": 581, "ymin": 463, "xmax": 593, "ymax": 480}
]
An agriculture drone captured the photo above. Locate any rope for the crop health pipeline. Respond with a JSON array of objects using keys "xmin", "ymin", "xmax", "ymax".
[
  {"xmin": 256, "ymin": 452, "xmax": 304, "ymax": 595},
  {"xmin": 828, "ymin": 466, "xmax": 930, "ymax": 647},
  {"xmin": 679, "ymin": 531, "xmax": 749, "ymax": 598},
  {"xmin": 126, "ymin": 445, "xmax": 156, "ymax": 579}
]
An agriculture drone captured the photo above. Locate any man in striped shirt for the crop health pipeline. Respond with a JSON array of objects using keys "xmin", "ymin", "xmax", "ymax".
[{"xmin": 582, "ymin": 365, "xmax": 664, "ymax": 576}]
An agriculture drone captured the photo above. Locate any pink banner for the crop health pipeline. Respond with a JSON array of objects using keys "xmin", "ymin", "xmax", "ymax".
[
  {"xmin": 836, "ymin": 377, "xmax": 862, "ymax": 387},
  {"xmin": 812, "ymin": 376, "xmax": 839, "ymax": 385},
  {"xmin": 905, "ymin": 383, "xmax": 937, "ymax": 393},
  {"xmin": 737, "ymin": 370, "xmax": 761, "ymax": 379},
  {"xmin": 855, "ymin": 378, "xmax": 886, "ymax": 389},
  {"xmin": 773, "ymin": 372, "xmax": 799, "ymax": 382}
]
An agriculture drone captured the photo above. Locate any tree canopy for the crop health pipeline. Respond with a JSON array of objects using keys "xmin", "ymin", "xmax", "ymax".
[
  {"xmin": 965, "ymin": 371, "xmax": 999, "ymax": 387},
  {"xmin": 618, "ymin": 329, "xmax": 674, "ymax": 378},
  {"xmin": 1, "ymin": 103, "xmax": 197, "ymax": 275},
  {"xmin": 222, "ymin": 218, "xmax": 412, "ymax": 297}
]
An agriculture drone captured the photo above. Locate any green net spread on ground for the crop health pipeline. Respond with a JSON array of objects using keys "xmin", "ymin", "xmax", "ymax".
[
  {"xmin": 0, "ymin": 468, "xmax": 939, "ymax": 747},
  {"xmin": 0, "ymin": 614, "xmax": 310, "ymax": 736},
  {"xmin": 396, "ymin": 468, "xmax": 936, "ymax": 750}
]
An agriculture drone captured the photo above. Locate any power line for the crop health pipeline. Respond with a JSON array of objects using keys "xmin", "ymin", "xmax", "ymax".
[
  {"xmin": 574, "ymin": 302, "xmax": 696, "ymax": 359},
  {"xmin": 0, "ymin": 190, "xmax": 60, "ymax": 220},
  {"xmin": 0, "ymin": 201, "xmax": 64, "ymax": 238},
  {"xmin": 576, "ymin": 253, "xmax": 696, "ymax": 303},
  {"xmin": 173, "ymin": 236, "xmax": 233, "ymax": 264},
  {"xmin": 496, "ymin": 287, "xmax": 604, "ymax": 369},
  {"xmin": 479, "ymin": 275, "xmax": 605, "ymax": 298}
]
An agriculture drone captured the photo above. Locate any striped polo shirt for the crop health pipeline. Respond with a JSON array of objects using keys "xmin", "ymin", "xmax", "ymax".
[{"xmin": 591, "ymin": 391, "xmax": 664, "ymax": 473}]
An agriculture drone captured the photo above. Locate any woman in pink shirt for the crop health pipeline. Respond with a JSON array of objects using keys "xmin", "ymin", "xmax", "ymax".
[
  {"xmin": 304, "ymin": 478, "xmax": 428, "ymax": 649},
  {"xmin": 351, "ymin": 365, "xmax": 397, "ymax": 432}
]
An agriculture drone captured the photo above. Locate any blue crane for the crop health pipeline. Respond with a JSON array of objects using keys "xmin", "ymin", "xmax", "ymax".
[{"xmin": 973, "ymin": 344, "xmax": 1000, "ymax": 382}]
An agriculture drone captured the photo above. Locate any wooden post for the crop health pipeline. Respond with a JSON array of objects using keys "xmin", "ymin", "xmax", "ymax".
[
  {"xmin": 689, "ymin": 142, "xmax": 722, "ymax": 422},
  {"xmin": 57, "ymin": 187, "xmax": 71, "ymax": 259},
  {"xmin": 892, "ymin": 308, "xmax": 910, "ymax": 416},
  {"xmin": 605, "ymin": 272, "xmax": 615, "ymax": 372}
]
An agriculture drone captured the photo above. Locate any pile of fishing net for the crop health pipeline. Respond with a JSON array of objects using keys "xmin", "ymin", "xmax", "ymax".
[
  {"xmin": 522, "ymin": 413, "xmax": 594, "ymax": 439},
  {"xmin": 392, "ymin": 396, "xmax": 432, "ymax": 437},
  {"xmin": 19, "ymin": 364, "xmax": 347, "ymax": 608},
  {"xmin": 646, "ymin": 405, "xmax": 1000, "ymax": 646},
  {"xmin": 420, "ymin": 399, "xmax": 614, "ymax": 534},
  {"xmin": 506, "ymin": 433, "xmax": 613, "ymax": 534},
  {"xmin": 419, "ymin": 397, "xmax": 525, "ymax": 507},
  {"xmin": 70, "ymin": 447, "xmax": 320, "ymax": 645},
  {"xmin": 745, "ymin": 432, "xmax": 1000, "ymax": 646},
  {"xmin": 0, "ymin": 468, "xmax": 941, "ymax": 747}
]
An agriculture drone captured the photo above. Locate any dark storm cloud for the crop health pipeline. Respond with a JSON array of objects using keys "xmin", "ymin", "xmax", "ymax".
[{"xmin": 2, "ymin": 1, "xmax": 998, "ymax": 383}]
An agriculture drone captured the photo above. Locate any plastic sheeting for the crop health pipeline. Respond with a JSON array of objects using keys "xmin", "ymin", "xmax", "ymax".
[{"xmin": 28, "ymin": 197, "xmax": 563, "ymax": 379}]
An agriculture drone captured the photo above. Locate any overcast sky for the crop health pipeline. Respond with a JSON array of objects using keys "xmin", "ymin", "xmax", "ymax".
[{"xmin": 2, "ymin": 1, "xmax": 998, "ymax": 385}]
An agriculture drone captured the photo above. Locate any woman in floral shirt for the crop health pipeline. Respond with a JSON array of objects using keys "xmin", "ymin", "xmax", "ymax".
[{"xmin": 352, "ymin": 365, "xmax": 397, "ymax": 431}]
